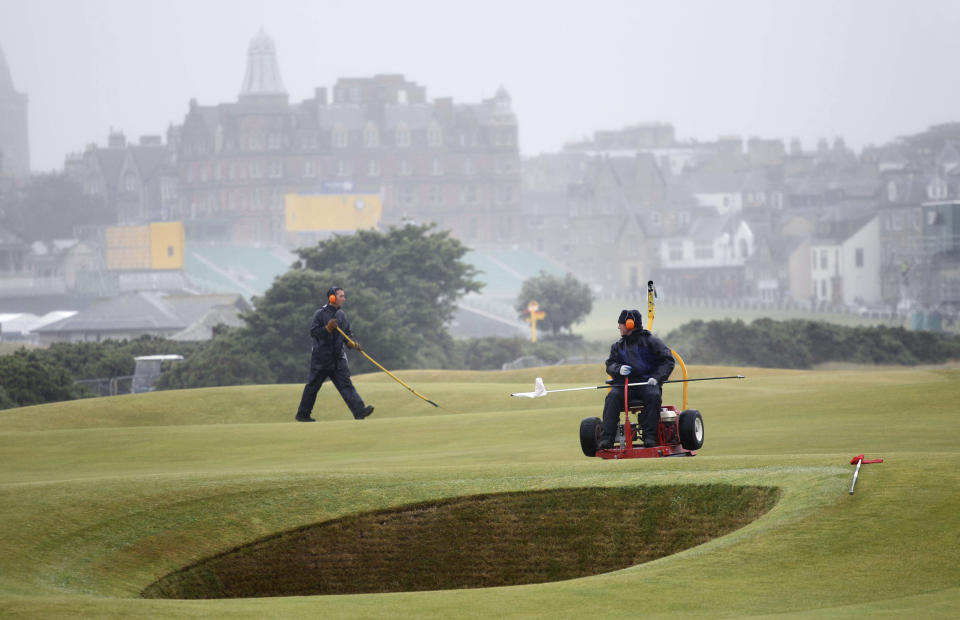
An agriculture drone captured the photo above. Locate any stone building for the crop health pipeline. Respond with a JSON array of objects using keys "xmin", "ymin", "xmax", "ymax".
[
  {"xmin": 0, "ymin": 43, "xmax": 30, "ymax": 177},
  {"xmin": 176, "ymin": 29, "xmax": 521, "ymax": 246},
  {"xmin": 65, "ymin": 131, "xmax": 179, "ymax": 225}
]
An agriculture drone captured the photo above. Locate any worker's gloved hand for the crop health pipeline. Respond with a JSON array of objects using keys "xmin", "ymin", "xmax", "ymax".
[
  {"xmin": 619, "ymin": 365, "xmax": 632, "ymax": 376},
  {"xmin": 347, "ymin": 339, "xmax": 360, "ymax": 350},
  {"xmin": 325, "ymin": 318, "xmax": 338, "ymax": 333},
  {"xmin": 646, "ymin": 377, "xmax": 658, "ymax": 386}
]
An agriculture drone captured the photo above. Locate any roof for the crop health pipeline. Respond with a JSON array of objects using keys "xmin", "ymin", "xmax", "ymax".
[
  {"xmin": 170, "ymin": 306, "xmax": 246, "ymax": 341},
  {"xmin": 463, "ymin": 249, "xmax": 568, "ymax": 298},
  {"xmin": 34, "ymin": 292, "xmax": 186, "ymax": 333},
  {"xmin": 183, "ymin": 245, "xmax": 295, "ymax": 297},
  {"xmin": 91, "ymin": 148, "xmax": 126, "ymax": 186},
  {"xmin": 683, "ymin": 212, "xmax": 745, "ymax": 241}
]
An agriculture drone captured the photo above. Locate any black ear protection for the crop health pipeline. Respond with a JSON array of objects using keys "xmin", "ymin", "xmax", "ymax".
[{"xmin": 327, "ymin": 287, "xmax": 342, "ymax": 305}]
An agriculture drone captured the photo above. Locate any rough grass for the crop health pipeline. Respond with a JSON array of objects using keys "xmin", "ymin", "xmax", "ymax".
[
  {"xmin": 0, "ymin": 363, "xmax": 958, "ymax": 618},
  {"xmin": 143, "ymin": 485, "xmax": 779, "ymax": 598}
]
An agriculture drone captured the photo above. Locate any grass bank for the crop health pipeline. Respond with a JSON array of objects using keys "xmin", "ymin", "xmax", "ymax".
[{"xmin": 1, "ymin": 363, "xmax": 958, "ymax": 617}]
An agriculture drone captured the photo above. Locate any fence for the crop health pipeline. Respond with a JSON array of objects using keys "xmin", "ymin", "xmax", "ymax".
[{"xmin": 74, "ymin": 375, "xmax": 134, "ymax": 397}]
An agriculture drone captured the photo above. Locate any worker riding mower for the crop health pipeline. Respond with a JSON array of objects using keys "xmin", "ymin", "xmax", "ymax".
[
  {"xmin": 579, "ymin": 375, "xmax": 704, "ymax": 459},
  {"xmin": 510, "ymin": 281, "xmax": 740, "ymax": 460}
]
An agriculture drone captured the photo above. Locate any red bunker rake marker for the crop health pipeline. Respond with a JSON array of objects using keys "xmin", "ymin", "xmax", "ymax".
[{"xmin": 849, "ymin": 454, "xmax": 883, "ymax": 495}]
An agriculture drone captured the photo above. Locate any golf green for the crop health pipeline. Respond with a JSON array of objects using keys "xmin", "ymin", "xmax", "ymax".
[{"xmin": 1, "ymin": 363, "xmax": 958, "ymax": 618}]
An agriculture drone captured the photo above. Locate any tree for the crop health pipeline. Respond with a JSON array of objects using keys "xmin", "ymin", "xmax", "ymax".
[
  {"xmin": 156, "ymin": 327, "xmax": 274, "ymax": 389},
  {"xmin": 514, "ymin": 271, "xmax": 593, "ymax": 337},
  {"xmin": 281, "ymin": 224, "xmax": 483, "ymax": 370},
  {"xmin": 0, "ymin": 349, "xmax": 83, "ymax": 407}
]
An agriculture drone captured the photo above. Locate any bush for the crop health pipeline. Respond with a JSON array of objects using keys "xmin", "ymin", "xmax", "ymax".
[
  {"xmin": 0, "ymin": 349, "xmax": 83, "ymax": 407},
  {"xmin": 664, "ymin": 319, "xmax": 960, "ymax": 369}
]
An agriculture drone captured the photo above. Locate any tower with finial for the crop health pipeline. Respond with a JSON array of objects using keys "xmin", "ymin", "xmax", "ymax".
[
  {"xmin": 0, "ymin": 42, "xmax": 30, "ymax": 177},
  {"xmin": 238, "ymin": 28, "xmax": 288, "ymax": 105}
]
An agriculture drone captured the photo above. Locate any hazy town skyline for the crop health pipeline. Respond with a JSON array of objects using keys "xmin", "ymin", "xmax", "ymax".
[{"xmin": 2, "ymin": 0, "xmax": 960, "ymax": 172}]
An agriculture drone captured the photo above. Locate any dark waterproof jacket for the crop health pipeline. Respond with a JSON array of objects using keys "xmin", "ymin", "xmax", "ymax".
[
  {"xmin": 605, "ymin": 329, "xmax": 676, "ymax": 385},
  {"xmin": 308, "ymin": 304, "xmax": 355, "ymax": 368}
]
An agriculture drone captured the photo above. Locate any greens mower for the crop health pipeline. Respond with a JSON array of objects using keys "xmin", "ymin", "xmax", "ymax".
[
  {"xmin": 511, "ymin": 281, "xmax": 741, "ymax": 459},
  {"xmin": 579, "ymin": 375, "xmax": 704, "ymax": 459}
]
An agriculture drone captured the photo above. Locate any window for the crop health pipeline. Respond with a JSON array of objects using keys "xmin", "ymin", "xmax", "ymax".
[
  {"xmin": 363, "ymin": 122, "xmax": 379, "ymax": 148},
  {"xmin": 395, "ymin": 122, "xmax": 411, "ymax": 147},
  {"xmin": 400, "ymin": 159, "xmax": 412, "ymax": 176},
  {"xmin": 428, "ymin": 122, "xmax": 443, "ymax": 148},
  {"xmin": 332, "ymin": 124, "xmax": 348, "ymax": 148},
  {"xmin": 368, "ymin": 160, "xmax": 380, "ymax": 177},
  {"xmin": 304, "ymin": 160, "xmax": 317, "ymax": 178},
  {"xmin": 855, "ymin": 248, "xmax": 864, "ymax": 268},
  {"xmin": 336, "ymin": 160, "xmax": 351, "ymax": 177},
  {"xmin": 432, "ymin": 159, "xmax": 444, "ymax": 176},
  {"xmin": 820, "ymin": 249, "xmax": 828, "ymax": 269},
  {"xmin": 694, "ymin": 243, "xmax": 713, "ymax": 259},
  {"xmin": 269, "ymin": 161, "xmax": 283, "ymax": 178},
  {"xmin": 463, "ymin": 159, "xmax": 475, "ymax": 175},
  {"xmin": 669, "ymin": 241, "xmax": 683, "ymax": 261}
]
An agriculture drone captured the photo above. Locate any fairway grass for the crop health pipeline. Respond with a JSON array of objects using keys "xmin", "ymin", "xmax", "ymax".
[{"xmin": 1, "ymin": 363, "xmax": 958, "ymax": 618}]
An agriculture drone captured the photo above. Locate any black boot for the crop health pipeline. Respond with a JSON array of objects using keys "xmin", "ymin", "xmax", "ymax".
[
  {"xmin": 642, "ymin": 429, "xmax": 658, "ymax": 447},
  {"xmin": 354, "ymin": 405, "xmax": 374, "ymax": 420},
  {"xmin": 597, "ymin": 437, "xmax": 613, "ymax": 450}
]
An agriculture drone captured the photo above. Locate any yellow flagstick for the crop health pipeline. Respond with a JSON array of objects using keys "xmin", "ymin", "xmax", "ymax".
[
  {"xmin": 648, "ymin": 280, "xmax": 689, "ymax": 410},
  {"xmin": 335, "ymin": 326, "xmax": 439, "ymax": 407},
  {"xmin": 646, "ymin": 280, "xmax": 656, "ymax": 331}
]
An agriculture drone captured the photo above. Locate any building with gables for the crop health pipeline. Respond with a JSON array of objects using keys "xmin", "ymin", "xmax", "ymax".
[
  {"xmin": 65, "ymin": 131, "xmax": 179, "ymax": 226},
  {"xmin": 176, "ymin": 29, "xmax": 521, "ymax": 246}
]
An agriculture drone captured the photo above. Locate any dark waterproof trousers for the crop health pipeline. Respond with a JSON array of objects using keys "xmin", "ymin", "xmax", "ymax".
[
  {"xmin": 601, "ymin": 383, "xmax": 662, "ymax": 443},
  {"xmin": 296, "ymin": 359, "xmax": 367, "ymax": 419}
]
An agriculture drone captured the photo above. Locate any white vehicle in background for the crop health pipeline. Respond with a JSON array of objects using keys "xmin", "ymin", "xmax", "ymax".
[{"xmin": 132, "ymin": 355, "xmax": 184, "ymax": 393}]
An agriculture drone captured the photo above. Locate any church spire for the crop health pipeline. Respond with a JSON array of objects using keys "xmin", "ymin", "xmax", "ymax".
[
  {"xmin": 0, "ymin": 42, "xmax": 17, "ymax": 94},
  {"xmin": 239, "ymin": 28, "xmax": 287, "ymax": 99}
]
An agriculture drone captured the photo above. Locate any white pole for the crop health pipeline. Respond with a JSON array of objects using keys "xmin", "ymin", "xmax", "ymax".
[{"xmin": 849, "ymin": 459, "xmax": 863, "ymax": 494}]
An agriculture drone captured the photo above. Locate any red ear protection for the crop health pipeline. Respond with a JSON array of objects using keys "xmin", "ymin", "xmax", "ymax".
[
  {"xmin": 329, "ymin": 294, "xmax": 337, "ymax": 304},
  {"xmin": 625, "ymin": 318, "xmax": 635, "ymax": 330}
]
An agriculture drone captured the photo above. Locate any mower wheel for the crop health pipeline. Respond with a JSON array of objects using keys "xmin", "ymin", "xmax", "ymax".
[
  {"xmin": 580, "ymin": 416, "xmax": 602, "ymax": 456},
  {"xmin": 678, "ymin": 409, "xmax": 704, "ymax": 450}
]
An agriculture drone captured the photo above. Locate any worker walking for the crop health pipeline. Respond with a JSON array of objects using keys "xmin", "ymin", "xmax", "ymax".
[{"xmin": 295, "ymin": 286, "xmax": 374, "ymax": 422}]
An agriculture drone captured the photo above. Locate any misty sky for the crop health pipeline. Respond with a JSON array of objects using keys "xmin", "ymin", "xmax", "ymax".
[{"xmin": 2, "ymin": 0, "xmax": 959, "ymax": 172}]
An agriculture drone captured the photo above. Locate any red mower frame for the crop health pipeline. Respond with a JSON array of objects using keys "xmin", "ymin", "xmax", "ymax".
[
  {"xmin": 580, "ymin": 280, "xmax": 708, "ymax": 459},
  {"xmin": 588, "ymin": 376, "xmax": 703, "ymax": 459}
]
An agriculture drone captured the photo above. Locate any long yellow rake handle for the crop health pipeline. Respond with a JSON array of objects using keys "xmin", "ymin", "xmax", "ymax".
[{"xmin": 335, "ymin": 326, "xmax": 439, "ymax": 407}]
